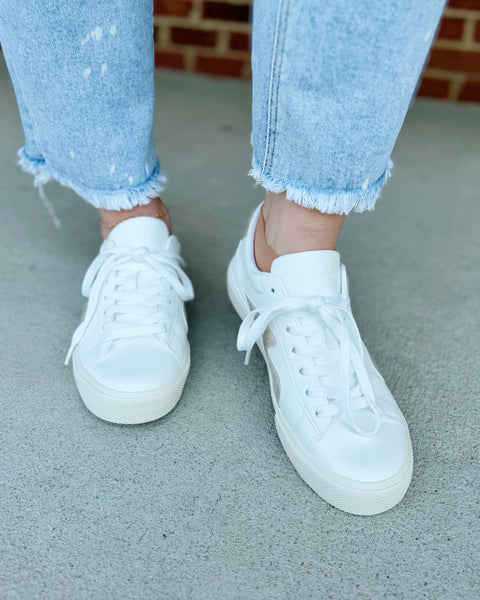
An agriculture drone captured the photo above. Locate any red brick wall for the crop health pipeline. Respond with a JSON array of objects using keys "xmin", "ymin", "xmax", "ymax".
[
  {"xmin": 154, "ymin": 0, "xmax": 480, "ymax": 102},
  {"xmin": 154, "ymin": 0, "xmax": 251, "ymax": 77},
  {"xmin": 420, "ymin": 0, "xmax": 480, "ymax": 101}
]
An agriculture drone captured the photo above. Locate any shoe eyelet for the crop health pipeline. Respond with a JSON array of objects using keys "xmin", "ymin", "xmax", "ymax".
[
  {"xmin": 299, "ymin": 368, "xmax": 304, "ymax": 375},
  {"xmin": 271, "ymin": 288, "xmax": 275, "ymax": 294},
  {"xmin": 285, "ymin": 326, "xmax": 290, "ymax": 333},
  {"xmin": 291, "ymin": 347, "xmax": 296, "ymax": 354}
]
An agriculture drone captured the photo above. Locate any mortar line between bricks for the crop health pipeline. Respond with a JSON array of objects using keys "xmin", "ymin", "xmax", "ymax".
[
  {"xmin": 216, "ymin": 30, "xmax": 231, "ymax": 53},
  {"xmin": 190, "ymin": 0, "xmax": 202, "ymax": 22},
  {"xmin": 424, "ymin": 66, "xmax": 480, "ymax": 81},
  {"xmin": 183, "ymin": 46, "xmax": 197, "ymax": 71},
  {"xmin": 434, "ymin": 38, "xmax": 480, "ymax": 50},
  {"xmin": 462, "ymin": 17, "xmax": 476, "ymax": 44},
  {"xmin": 444, "ymin": 7, "xmax": 480, "ymax": 19},
  {"xmin": 154, "ymin": 16, "xmax": 251, "ymax": 33},
  {"xmin": 449, "ymin": 73, "xmax": 467, "ymax": 100}
]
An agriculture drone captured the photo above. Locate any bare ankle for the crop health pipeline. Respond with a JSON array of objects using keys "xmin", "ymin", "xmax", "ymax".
[
  {"xmin": 254, "ymin": 206, "xmax": 279, "ymax": 272},
  {"xmin": 262, "ymin": 191, "xmax": 345, "ymax": 255},
  {"xmin": 98, "ymin": 197, "xmax": 171, "ymax": 239}
]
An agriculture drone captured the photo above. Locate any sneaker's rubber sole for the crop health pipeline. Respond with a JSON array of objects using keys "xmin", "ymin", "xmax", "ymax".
[
  {"xmin": 72, "ymin": 347, "xmax": 190, "ymax": 425},
  {"xmin": 227, "ymin": 256, "xmax": 413, "ymax": 516}
]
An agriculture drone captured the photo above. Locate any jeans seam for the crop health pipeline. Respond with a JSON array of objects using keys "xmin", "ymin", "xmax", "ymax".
[
  {"xmin": 260, "ymin": 0, "xmax": 290, "ymax": 177},
  {"xmin": 2, "ymin": 44, "xmax": 46, "ymax": 164}
]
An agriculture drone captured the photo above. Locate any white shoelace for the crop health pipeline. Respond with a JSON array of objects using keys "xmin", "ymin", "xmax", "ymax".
[
  {"xmin": 65, "ymin": 244, "xmax": 194, "ymax": 365},
  {"xmin": 237, "ymin": 294, "xmax": 380, "ymax": 436}
]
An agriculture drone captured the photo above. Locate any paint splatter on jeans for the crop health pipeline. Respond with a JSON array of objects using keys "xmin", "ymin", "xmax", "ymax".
[{"xmin": 0, "ymin": 0, "xmax": 445, "ymax": 213}]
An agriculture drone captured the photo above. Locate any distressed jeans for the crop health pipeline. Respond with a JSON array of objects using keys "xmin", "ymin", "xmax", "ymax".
[{"xmin": 0, "ymin": 0, "xmax": 446, "ymax": 214}]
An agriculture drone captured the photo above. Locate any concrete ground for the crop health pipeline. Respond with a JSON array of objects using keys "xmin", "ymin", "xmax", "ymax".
[{"xmin": 0, "ymin": 55, "xmax": 479, "ymax": 600}]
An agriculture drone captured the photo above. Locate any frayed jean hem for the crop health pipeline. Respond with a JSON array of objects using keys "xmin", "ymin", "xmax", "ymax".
[
  {"xmin": 248, "ymin": 160, "xmax": 393, "ymax": 215},
  {"xmin": 17, "ymin": 146, "xmax": 167, "ymax": 211},
  {"xmin": 17, "ymin": 147, "xmax": 51, "ymax": 186}
]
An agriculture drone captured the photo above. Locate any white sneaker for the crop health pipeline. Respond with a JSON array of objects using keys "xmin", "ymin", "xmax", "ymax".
[
  {"xmin": 227, "ymin": 204, "xmax": 413, "ymax": 515},
  {"xmin": 65, "ymin": 217, "xmax": 194, "ymax": 424}
]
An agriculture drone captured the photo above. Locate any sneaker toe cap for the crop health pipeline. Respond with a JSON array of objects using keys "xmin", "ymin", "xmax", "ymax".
[
  {"xmin": 80, "ymin": 339, "xmax": 185, "ymax": 393},
  {"xmin": 315, "ymin": 418, "xmax": 410, "ymax": 484}
]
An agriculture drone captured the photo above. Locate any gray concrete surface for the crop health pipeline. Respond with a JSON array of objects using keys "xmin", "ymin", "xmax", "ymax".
[{"xmin": 0, "ymin": 55, "xmax": 479, "ymax": 599}]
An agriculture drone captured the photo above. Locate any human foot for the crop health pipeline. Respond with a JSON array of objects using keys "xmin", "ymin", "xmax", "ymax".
[
  {"xmin": 227, "ymin": 203, "xmax": 412, "ymax": 515},
  {"xmin": 66, "ymin": 216, "xmax": 194, "ymax": 424},
  {"xmin": 99, "ymin": 196, "xmax": 171, "ymax": 240},
  {"xmin": 254, "ymin": 191, "xmax": 345, "ymax": 271}
]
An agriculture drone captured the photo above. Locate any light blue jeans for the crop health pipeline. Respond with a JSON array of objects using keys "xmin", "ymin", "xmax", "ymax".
[{"xmin": 0, "ymin": 0, "xmax": 446, "ymax": 214}]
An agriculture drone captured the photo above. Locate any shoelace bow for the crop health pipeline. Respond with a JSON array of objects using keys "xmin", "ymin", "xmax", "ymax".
[
  {"xmin": 65, "ymin": 244, "xmax": 194, "ymax": 364},
  {"xmin": 237, "ymin": 294, "xmax": 381, "ymax": 436}
]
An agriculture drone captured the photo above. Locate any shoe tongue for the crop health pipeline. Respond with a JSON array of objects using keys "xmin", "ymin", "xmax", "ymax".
[
  {"xmin": 106, "ymin": 217, "xmax": 170, "ymax": 253},
  {"xmin": 271, "ymin": 250, "xmax": 341, "ymax": 296}
]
